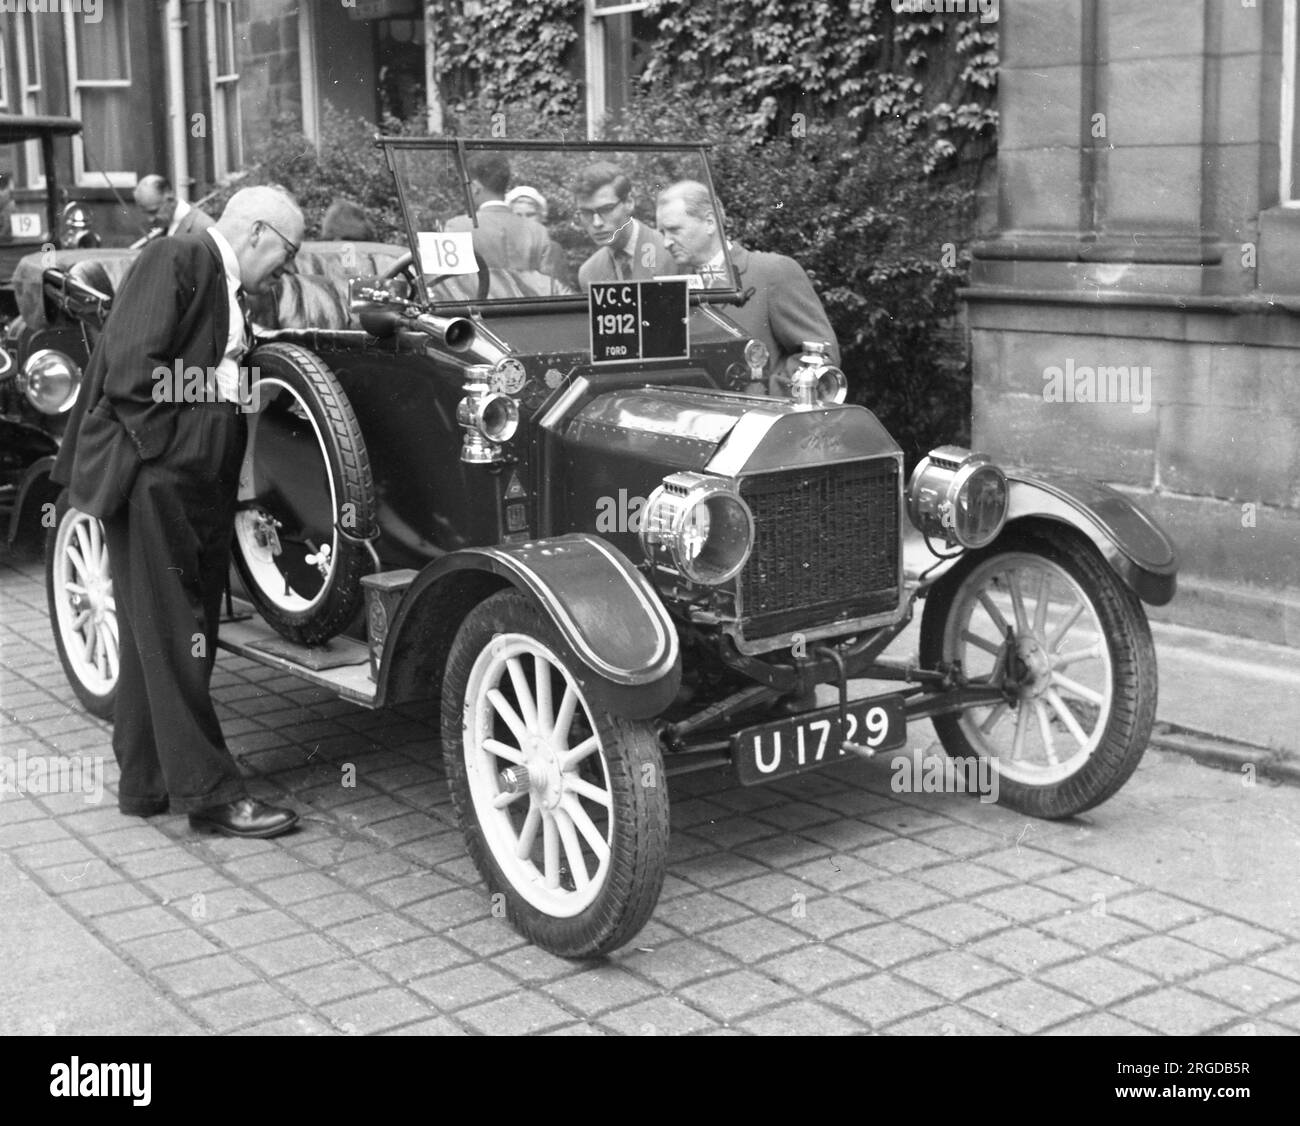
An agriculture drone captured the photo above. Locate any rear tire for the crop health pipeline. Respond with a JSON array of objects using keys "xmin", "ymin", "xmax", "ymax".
[{"xmin": 232, "ymin": 343, "xmax": 375, "ymax": 645}]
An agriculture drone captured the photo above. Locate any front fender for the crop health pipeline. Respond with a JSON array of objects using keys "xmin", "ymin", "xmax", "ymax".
[
  {"xmin": 377, "ymin": 533, "xmax": 681, "ymax": 720},
  {"xmin": 1005, "ymin": 473, "xmax": 1177, "ymax": 605}
]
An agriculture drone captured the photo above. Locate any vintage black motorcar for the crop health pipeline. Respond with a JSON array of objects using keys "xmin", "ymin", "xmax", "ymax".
[
  {"xmin": 0, "ymin": 112, "xmax": 101, "ymax": 550},
  {"xmin": 40, "ymin": 139, "xmax": 1177, "ymax": 959}
]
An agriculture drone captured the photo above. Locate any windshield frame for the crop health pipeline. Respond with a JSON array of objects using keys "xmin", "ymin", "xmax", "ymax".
[{"xmin": 376, "ymin": 136, "xmax": 742, "ymax": 311}]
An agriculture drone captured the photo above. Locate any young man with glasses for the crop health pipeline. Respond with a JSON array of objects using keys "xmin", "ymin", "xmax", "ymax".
[
  {"xmin": 53, "ymin": 186, "xmax": 306, "ymax": 840},
  {"xmin": 573, "ymin": 162, "xmax": 672, "ymax": 289}
]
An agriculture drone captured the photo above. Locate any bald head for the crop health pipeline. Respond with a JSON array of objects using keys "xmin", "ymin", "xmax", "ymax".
[
  {"xmin": 215, "ymin": 185, "xmax": 306, "ymax": 295},
  {"xmin": 134, "ymin": 174, "xmax": 176, "ymax": 225}
]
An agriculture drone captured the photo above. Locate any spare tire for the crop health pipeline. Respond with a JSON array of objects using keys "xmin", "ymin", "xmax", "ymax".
[{"xmin": 233, "ymin": 342, "xmax": 376, "ymax": 646}]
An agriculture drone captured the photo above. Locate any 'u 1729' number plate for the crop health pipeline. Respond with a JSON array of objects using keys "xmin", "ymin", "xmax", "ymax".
[{"xmin": 732, "ymin": 694, "xmax": 907, "ymax": 786}]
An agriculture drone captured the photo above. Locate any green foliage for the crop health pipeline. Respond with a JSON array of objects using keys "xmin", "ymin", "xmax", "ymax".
[{"xmin": 427, "ymin": 0, "xmax": 583, "ymax": 120}]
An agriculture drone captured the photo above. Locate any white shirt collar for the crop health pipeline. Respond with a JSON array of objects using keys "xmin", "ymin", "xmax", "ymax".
[
  {"xmin": 166, "ymin": 197, "xmax": 192, "ymax": 237},
  {"xmin": 206, "ymin": 226, "xmax": 241, "ymax": 291}
]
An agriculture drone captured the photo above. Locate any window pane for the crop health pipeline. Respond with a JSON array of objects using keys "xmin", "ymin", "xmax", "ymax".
[
  {"xmin": 217, "ymin": 1, "xmax": 234, "ymax": 74},
  {"xmin": 75, "ymin": 0, "xmax": 129, "ymax": 81},
  {"xmin": 222, "ymin": 85, "xmax": 242, "ymax": 171},
  {"xmin": 79, "ymin": 89, "xmax": 131, "ymax": 172},
  {"xmin": 23, "ymin": 14, "xmax": 40, "ymax": 87}
]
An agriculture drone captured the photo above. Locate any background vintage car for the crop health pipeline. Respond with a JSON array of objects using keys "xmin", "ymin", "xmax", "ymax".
[
  {"xmin": 40, "ymin": 139, "xmax": 1178, "ymax": 959},
  {"xmin": 0, "ymin": 112, "xmax": 101, "ymax": 551}
]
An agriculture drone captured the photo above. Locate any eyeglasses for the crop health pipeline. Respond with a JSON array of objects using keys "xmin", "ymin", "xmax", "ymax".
[
  {"xmin": 260, "ymin": 219, "xmax": 300, "ymax": 263},
  {"xmin": 576, "ymin": 199, "xmax": 627, "ymax": 223}
]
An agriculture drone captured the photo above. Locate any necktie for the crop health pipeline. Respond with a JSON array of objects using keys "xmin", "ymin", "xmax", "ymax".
[{"xmin": 236, "ymin": 286, "xmax": 252, "ymax": 357}]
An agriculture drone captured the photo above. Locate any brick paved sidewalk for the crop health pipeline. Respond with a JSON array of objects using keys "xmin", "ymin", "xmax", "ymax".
[{"xmin": 4, "ymin": 544, "xmax": 1300, "ymax": 1036}]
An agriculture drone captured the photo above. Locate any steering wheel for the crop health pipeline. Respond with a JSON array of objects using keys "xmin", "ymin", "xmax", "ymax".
[{"xmin": 379, "ymin": 248, "xmax": 491, "ymax": 304}]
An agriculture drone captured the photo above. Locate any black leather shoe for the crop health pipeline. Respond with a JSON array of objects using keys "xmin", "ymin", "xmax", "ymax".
[{"xmin": 189, "ymin": 798, "xmax": 299, "ymax": 839}]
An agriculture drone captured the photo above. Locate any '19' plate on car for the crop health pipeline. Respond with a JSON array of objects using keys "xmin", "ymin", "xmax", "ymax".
[{"xmin": 732, "ymin": 694, "xmax": 907, "ymax": 786}]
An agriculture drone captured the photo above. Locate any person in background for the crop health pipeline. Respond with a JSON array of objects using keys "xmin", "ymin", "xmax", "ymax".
[
  {"xmin": 655, "ymin": 178, "xmax": 840, "ymax": 386},
  {"xmin": 132, "ymin": 174, "xmax": 214, "ymax": 245},
  {"xmin": 320, "ymin": 197, "xmax": 377, "ymax": 242},
  {"xmin": 447, "ymin": 153, "xmax": 564, "ymax": 279},
  {"xmin": 505, "ymin": 186, "xmax": 548, "ymax": 224},
  {"xmin": 573, "ymin": 161, "xmax": 671, "ymax": 288}
]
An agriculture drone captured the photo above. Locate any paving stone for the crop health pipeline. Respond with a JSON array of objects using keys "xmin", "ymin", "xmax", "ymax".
[
  {"xmin": 796, "ymin": 818, "xmax": 894, "ymax": 852},
  {"xmin": 785, "ymin": 854, "xmax": 883, "ymax": 892},
  {"xmin": 965, "ymin": 979, "xmax": 1090, "ymax": 1034},
  {"xmin": 854, "ymin": 838, "xmax": 950, "ymax": 873},
  {"xmin": 11, "ymin": 837, "xmax": 97, "ymax": 869},
  {"xmin": 913, "ymin": 861, "xmax": 1013, "ymax": 898},
  {"xmin": 369, "ymin": 871, "xmax": 456, "ymax": 909},
  {"xmin": 598, "ymin": 996, "xmax": 719, "ymax": 1036},
  {"xmin": 832, "ymin": 921, "xmax": 946, "ymax": 969},
  {"xmin": 679, "ymin": 968, "xmax": 797, "ymax": 1023},
  {"xmin": 1170, "ymin": 917, "xmax": 1286, "ymax": 959},
  {"xmin": 887, "ymin": 1004, "xmax": 1014, "ymax": 1036},
  {"xmin": 140, "ymin": 869, "xmax": 237, "ymax": 903},
  {"xmin": 220, "ymin": 850, "xmax": 316, "ymax": 882},
  {"xmin": 1104, "ymin": 891, "xmax": 1206, "ymax": 931},
  {"xmin": 442, "ymin": 917, "xmax": 527, "ymax": 958},
  {"xmin": 0, "ymin": 797, "xmax": 48, "ymax": 825},
  {"xmin": 0, "ymin": 818, "xmax": 71, "ymax": 849},
  {"xmin": 365, "ymin": 937, "xmax": 473, "ymax": 983},
  {"xmin": 1115, "ymin": 987, "xmax": 1243, "ymax": 1035},
  {"xmin": 968, "ymin": 921, "xmax": 1084, "ymax": 972},
  {"xmin": 241, "ymin": 933, "xmax": 340, "ymax": 977},
  {"xmin": 1039, "ymin": 909, "xmax": 1148, "ymax": 951},
  {"xmin": 730, "ymin": 833, "xmax": 832, "ymax": 868},
  {"xmin": 713, "ymin": 872, "xmax": 820, "ymax": 914},
  {"xmin": 753, "ymin": 800, "xmax": 842, "ymax": 832},
  {"xmin": 187, "ymin": 982, "xmax": 298, "ymax": 1034},
  {"xmin": 115, "ymin": 848, "xmax": 210, "ymax": 881},
  {"xmin": 279, "ymin": 961, "xmax": 391, "ymax": 1006},
  {"xmin": 242, "ymin": 1014, "xmax": 335, "ymax": 1036},
  {"xmin": 1111, "ymin": 935, "xmax": 1228, "ymax": 983},
  {"xmin": 859, "ymin": 806, "xmax": 955, "ymax": 836},
  {"xmin": 907, "ymin": 902, "xmax": 1010, "ymax": 945},
  {"xmin": 543, "ymin": 968, "xmax": 659, "ymax": 1017},
  {"xmin": 31, "ymin": 857, "xmax": 124, "ymax": 894},
  {"xmin": 120, "ymin": 928, "xmax": 223, "ymax": 970},
  {"xmin": 821, "ymin": 973, "xmax": 944, "ymax": 1029},
  {"xmin": 656, "ymin": 891, "xmax": 754, "ymax": 933},
  {"xmin": 1255, "ymin": 945, "xmax": 1300, "ymax": 984},
  {"xmin": 383, "ymin": 1017, "xmax": 469, "ymax": 1035},
  {"xmin": 92, "ymin": 904, "xmax": 190, "ymax": 944},
  {"xmin": 490, "ymin": 945, "xmax": 584, "ymax": 985},
  {"xmin": 976, "ymin": 847, "xmax": 1072, "ymax": 881},
  {"xmin": 409, "ymin": 963, "xmax": 520, "ymax": 1011},
  {"xmin": 785, "ymin": 896, "xmax": 884, "ymax": 941},
  {"xmin": 186, "ymin": 886, "xmax": 272, "ymax": 921},
  {"xmin": 203, "ymin": 911, "xmax": 306, "ymax": 949},
  {"xmin": 1045, "ymin": 1013, "xmax": 1151, "ymax": 1036},
  {"xmin": 699, "ymin": 916, "xmax": 808, "ymax": 961},
  {"xmin": 895, "ymin": 950, "xmax": 1016, "ymax": 1001},
  {"xmin": 1039, "ymin": 868, "xmax": 1136, "ymax": 901},
  {"xmin": 1186, "ymin": 966, "xmax": 1300, "ymax": 1014},
  {"xmin": 973, "ymin": 884, "xmax": 1077, "ymax": 924},
  {"xmin": 845, "ymin": 876, "xmax": 948, "ymax": 919},
  {"xmin": 328, "ymin": 913, "xmax": 427, "ymax": 955},
  {"xmin": 402, "ymin": 888, "xmax": 490, "ymax": 932},
  {"xmin": 761, "ymin": 944, "xmax": 872, "ymax": 993},
  {"xmin": 321, "ymin": 987, "xmax": 432, "ymax": 1035},
  {"xmin": 739, "ymin": 999, "xmax": 870, "ymax": 1035},
  {"xmin": 153, "ymin": 953, "xmax": 259, "ymax": 998},
  {"xmin": 616, "ymin": 939, "xmax": 740, "ymax": 990},
  {"xmin": 1036, "ymin": 954, "xmax": 1159, "ymax": 1006},
  {"xmin": 690, "ymin": 817, "xmax": 779, "ymax": 850},
  {"xmin": 286, "ymin": 892, "xmax": 376, "ymax": 929},
  {"xmin": 59, "ymin": 881, "xmax": 153, "ymax": 917}
]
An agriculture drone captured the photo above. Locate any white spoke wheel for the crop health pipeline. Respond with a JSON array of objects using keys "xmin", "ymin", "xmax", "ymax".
[
  {"xmin": 45, "ymin": 494, "xmax": 117, "ymax": 719},
  {"xmin": 442, "ymin": 590, "xmax": 668, "ymax": 959},
  {"xmin": 920, "ymin": 527, "xmax": 1157, "ymax": 819},
  {"xmin": 231, "ymin": 343, "xmax": 375, "ymax": 645}
]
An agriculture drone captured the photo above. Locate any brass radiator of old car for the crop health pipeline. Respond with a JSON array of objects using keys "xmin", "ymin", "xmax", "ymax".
[{"xmin": 736, "ymin": 457, "xmax": 900, "ymax": 639}]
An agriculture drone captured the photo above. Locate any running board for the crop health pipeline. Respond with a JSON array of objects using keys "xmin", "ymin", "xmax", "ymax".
[{"xmin": 218, "ymin": 605, "xmax": 378, "ymax": 708}]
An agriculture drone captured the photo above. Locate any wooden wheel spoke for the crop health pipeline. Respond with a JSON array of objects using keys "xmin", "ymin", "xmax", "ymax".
[
  {"xmin": 566, "ymin": 773, "xmax": 611, "ymax": 809},
  {"xmin": 551, "ymin": 684, "xmax": 578, "ymax": 745},
  {"xmin": 978, "ymin": 701, "xmax": 1010, "ymax": 735},
  {"xmin": 505, "ymin": 656, "xmax": 538, "ymax": 730},
  {"xmin": 541, "ymin": 812, "xmax": 561, "ymax": 888},
  {"xmin": 516, "ymin": 802, "xmax": 541, "ymax": 859},
  {"xmin": 483, "ymin": 736, "xmax": 525, "ymax": 765},
  {"xmin": 554, "ymin": 809, "xmax": 590, "ymax": 891},
  {"xmin": 563, "ymin": 795, "xmax": 610, "ymax": 863},
  {"xmin": 1007, "ymin": 568, "xmax": 1030, "ymax": 634},
  {"xmin": 1033, "ymin": 699, "xmax": 1059, "ymax": 766},
  {"xmin": 1045, "ymin": 687, "xmax": 1091, "ymax": 748},
  {"xmin": 1032, "ymin": 570, "xmax": 1051, "ymax": 635},
  {"xmin": 977, "ymin": 590, "xmax": 1010, "ymax": 635},
  {"xmin": 1051, "ymin": 671, "xmax": 1105, "ymax": 707},
  {"xmin": 1010, "ymin": 704, "xmax": 1028, "ymax": 761},
  {"xmin": 1053, "ymin": 642, "xmax": 1102, "ymax": 670},
  {"xmin": 558, "ymin": 734, "xmax": 600, "ymax": 773},
  {"xmin": 533, "ymin": 655, "xmax": 554, "ymax": 735},
  {"xmin": 1048, "ymin": 599, "xmax": 1086, "ymax": 651},
  {"xmin": 486, "ymin": 688, "xmax": 529, "ymax": 746},
  {"xmin": 960, "ymin": 629, "xmax": 1002, "ymax": 657}
]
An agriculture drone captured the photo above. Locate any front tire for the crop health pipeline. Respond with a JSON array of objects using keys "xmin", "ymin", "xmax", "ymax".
[
  {"xmin": 919, "ymin": 525, "xmax": 1157, "ymax": 819},
  {"xmin": 46, "ymin": 494, "xmax": 117, "ymax": 719},
  {"xmin": 442, "ymin": 590, "xmax": 669, "ymax": 959}
]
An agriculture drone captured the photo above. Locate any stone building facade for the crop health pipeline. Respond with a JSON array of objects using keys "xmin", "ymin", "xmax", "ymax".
[{"xmin": 967, "ymin": 0, "xmax": 1300, "ymax": 646}]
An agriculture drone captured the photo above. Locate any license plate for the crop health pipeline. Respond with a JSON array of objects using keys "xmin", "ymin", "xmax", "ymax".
[{"xmin": 732, "ymin": 694, "xmax": 907, "ymax": 786}]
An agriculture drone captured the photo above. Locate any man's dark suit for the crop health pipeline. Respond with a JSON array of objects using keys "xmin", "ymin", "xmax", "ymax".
[{"xmin": 52, "ymin": 234, "xmax": 249, "ymax": 815}]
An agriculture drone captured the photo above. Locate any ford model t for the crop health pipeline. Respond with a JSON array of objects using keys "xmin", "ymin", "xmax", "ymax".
[{"xmin": 39, "ymin": 139, "xmax": 1176, "ymax": 958}]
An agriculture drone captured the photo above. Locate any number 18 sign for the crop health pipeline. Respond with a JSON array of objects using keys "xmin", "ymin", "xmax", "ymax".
[{"xmin": 588, "ymin": 279, "xmax": 689, "ymax": 366}]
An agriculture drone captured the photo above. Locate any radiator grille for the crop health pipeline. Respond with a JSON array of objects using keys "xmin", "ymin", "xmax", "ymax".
[{"xmin": 738, "ymin": 459, "xmax": 900, "ymax": 637}]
